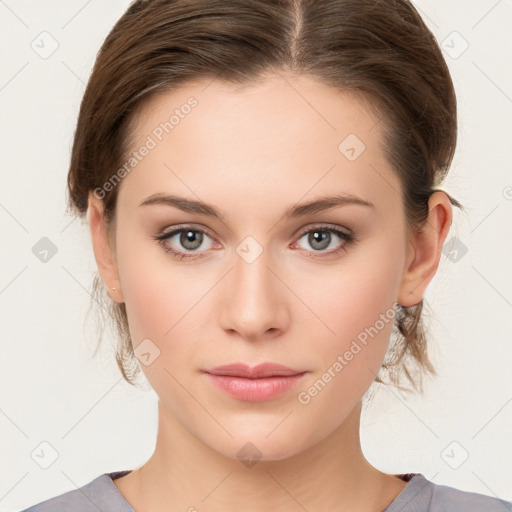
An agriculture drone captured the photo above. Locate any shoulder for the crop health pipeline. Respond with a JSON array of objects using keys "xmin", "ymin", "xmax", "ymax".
[
  {"xmin": 18, "ymin": 471, "xmax": 134, "ymax": 512},
  {"xmin": 389, "ymin": 473, "xmax": 512, "ymax": 512},
  {"xmin": 429, "ymin": 478, "xmax": 512, "ymax": 511}
]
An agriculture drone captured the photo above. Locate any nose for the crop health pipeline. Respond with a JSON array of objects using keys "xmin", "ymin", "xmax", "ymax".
[{"xmin": 219, "ymin": 246, "xmax": 290, "ymax": 342}]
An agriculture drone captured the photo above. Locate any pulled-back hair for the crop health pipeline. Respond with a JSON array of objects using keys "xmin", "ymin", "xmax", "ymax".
[{"xmin": 67, "ymin": 0, "xmax": 462, "ymax": 393}]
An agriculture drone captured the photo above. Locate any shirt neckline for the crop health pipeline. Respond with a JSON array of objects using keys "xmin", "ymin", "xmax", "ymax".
[{"xmin": 105, "ymin": 470, "xmax": 427, "ymax": 511}]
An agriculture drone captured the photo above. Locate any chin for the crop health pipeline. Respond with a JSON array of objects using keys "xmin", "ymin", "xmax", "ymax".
[{"xmin": 201, "ymin": 424, "xmax": 313, "ymax": 465}]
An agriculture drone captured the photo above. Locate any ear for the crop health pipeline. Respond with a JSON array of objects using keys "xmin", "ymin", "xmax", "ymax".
[
  {"xmin": 87, "ymin": 192, "xmax": 125, "ymax": 304},
  {"xmin": 397, "ymin": 191, "xmax": 453, "ymax": 307}
]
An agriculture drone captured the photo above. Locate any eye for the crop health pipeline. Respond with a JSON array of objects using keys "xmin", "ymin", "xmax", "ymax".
[
  {"xmin": 153, "ymin": 225, "xmax": 218, "ymax": 260},
  {"xmin": 153, "ymin": 223, "xmax": 356, "ymax": 261},
  {"xmin": 292, "ymin": 225, "xmax": 355, "ymax": 257}
]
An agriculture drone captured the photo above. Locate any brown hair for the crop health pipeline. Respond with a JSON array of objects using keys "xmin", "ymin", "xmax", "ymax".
[{"xmin": 67, "ymin": 0, "xmax": 463, "ymax": 394}]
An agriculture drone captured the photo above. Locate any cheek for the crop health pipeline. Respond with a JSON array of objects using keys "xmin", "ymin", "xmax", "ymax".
[
  {"xmin": 293, "ymin": 269, "xmax": 398, "ymax": 426},
  {"xmin": 115, "ymin": 232, "xmax": 211, "ymax": 365},
  {"xmin": 115, "ymin": 230, "xmax": 179, "ymax": 345},
  {"xmin": 299, "ymin": 240, "xmax": 402, "ymax": 380}
]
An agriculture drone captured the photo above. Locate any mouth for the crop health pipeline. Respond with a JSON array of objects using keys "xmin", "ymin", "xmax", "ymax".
[
  {"xmin": 202, "ymin": 362, "xmax": 309, "ymax": 402},
  {"xmin": 202, "ymin": 362, "xmax": 307, "ymax": 378}
]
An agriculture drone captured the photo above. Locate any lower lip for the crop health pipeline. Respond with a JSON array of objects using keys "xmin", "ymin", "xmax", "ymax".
[{"xmin": 204, "ymin": 372, "xmax": 308, "ymax": 402}]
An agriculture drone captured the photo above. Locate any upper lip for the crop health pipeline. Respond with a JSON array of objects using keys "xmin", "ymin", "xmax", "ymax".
[{"xmin": 203, "ymin": 362, "xmax": 306, "ymax": 378}]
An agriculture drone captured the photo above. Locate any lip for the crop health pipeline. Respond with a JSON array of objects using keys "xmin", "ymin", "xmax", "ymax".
[
  {"xmin": 203, "ymin": 362, "xmax": 305, "ymax": 378},
  {"xmin": 202, "ymin": 363, "xmax": 308, "ymax": 402}
]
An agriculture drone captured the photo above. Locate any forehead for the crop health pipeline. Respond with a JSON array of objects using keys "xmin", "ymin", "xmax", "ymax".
[
  {"xmin": 134, "ymin": 73, "xmax": 383, "ymax": 148},
  {"xmin": 118, "ymin": 73, "xmax": 403, "ymax": 217}
]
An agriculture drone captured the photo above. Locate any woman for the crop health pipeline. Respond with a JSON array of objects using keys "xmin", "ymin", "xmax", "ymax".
[{"xmin": 20, "ymin": 0, "xmax": 511, "ymax": 510}]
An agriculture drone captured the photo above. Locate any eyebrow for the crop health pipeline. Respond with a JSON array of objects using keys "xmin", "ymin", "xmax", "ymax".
[{"xmin": 138, "ymin": 192, "xmax": 375, "ymax": 222}]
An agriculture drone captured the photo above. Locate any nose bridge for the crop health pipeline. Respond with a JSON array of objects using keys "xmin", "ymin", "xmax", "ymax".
[{"xmin": 220, "ymin": 241, "xmax": 287, "ymax": 339}]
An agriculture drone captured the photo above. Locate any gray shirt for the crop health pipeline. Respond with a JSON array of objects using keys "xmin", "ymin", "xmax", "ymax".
[{"xmin": 19, "ymin": 470, "xmax": 512, "ymax": 511}]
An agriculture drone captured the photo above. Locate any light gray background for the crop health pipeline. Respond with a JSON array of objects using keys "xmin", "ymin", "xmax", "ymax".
[{"xmin": 1, "ymin": 1, "xmax": 511, "ymax": 510}]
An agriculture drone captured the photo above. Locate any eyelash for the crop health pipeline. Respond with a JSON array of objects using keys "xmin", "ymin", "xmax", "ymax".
[{"xmin": 153, "ymin": 224, "xmax": 356, "ymax": 261}]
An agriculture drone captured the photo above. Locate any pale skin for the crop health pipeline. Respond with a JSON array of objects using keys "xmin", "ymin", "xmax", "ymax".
[{"xmin": 88, "ymin": 72, "xmax": 452, "ymax": 511}]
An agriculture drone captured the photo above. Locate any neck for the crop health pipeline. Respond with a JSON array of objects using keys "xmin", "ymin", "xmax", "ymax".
[{"xmin": 114, "ymin": 399, "xmax": 407, "ymax": 512}]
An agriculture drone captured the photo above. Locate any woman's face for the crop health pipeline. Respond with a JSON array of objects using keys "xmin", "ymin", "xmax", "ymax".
[{"xmin": 92, "ymin": 73, "xmax": 420, "ymax": 461}]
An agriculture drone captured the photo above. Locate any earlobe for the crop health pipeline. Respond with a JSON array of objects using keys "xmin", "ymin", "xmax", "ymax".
[
  {"xmin": 87, "ymin": 192, "xmax": 124, "ymax": 303},
  {"xmin": 397, "ymin": 191, "xmax": 453, "ymax": 307}
]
